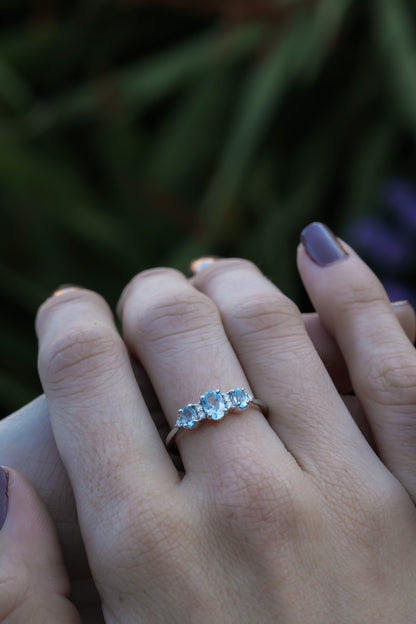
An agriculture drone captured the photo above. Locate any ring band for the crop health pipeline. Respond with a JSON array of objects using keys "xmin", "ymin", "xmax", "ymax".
[{"xmin": 165, "ymin": 388, "xmax": 267, "ymax": 449}]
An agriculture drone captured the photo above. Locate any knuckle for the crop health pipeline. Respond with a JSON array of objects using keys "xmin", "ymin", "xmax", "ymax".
[
  {"xmin": 123, "ymin": 268, "xmax": 180, "ymax": 297},
  {"xmin": 364, "ymin": 354, "xmax": 416, "ymax": 407},
  {"xmin": 213, "ymin": 456, "xmax": 304, "ymax": 543},
  {"xmin": 133, "ymin": 288, "xmax": 220, "ymax": 345},
  {"xmin": 41, "ymin": 324, "xmax": 124, "ymax": 385},
  {"xmin": 225, "ymin": 292, "xmax": 303, "ymax": 342},
  {"xmin": 118, "ymin": 268, "xmax": 181, "ymax": 320},
  {"xmin": 199, "ymin": 257, "xmax": 260, "ymax": 280},
  {"xmin": 341, "ymin": 480, "xmax": 406, "ymax": 550},
  {"xmin": 100, "ymin": 491, "xmax": 187, "ymax": 574},
  {"xmin": 37, "ymin": 288, "xmax": 107, "ymax": 323},
  {"xmin": 0, "ymin": 555, "xmax": 30, "ymax": 620},
  {"xmin": 337, "ymin": 280, "xmax": 383, "ymax": 313}
]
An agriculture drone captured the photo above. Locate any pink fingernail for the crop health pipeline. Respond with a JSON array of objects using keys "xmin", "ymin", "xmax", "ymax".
[
  {"xmin": 189, "ymin": 256, "xmax": 220, "ymax": 276},
  {"xmin": 52, "ymin": 284, "xmax": 82, "ymax": 297}
]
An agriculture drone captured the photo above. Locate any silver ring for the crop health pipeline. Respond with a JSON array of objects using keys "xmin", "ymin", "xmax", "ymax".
[{"xmin": 165, "ymin": 388, "xmax": 267, "ymax": 449}]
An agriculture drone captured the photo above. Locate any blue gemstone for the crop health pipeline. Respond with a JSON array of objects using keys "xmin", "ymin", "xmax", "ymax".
[
  {"xmin": 178, "ymin": 405, "xmax": 198, "ymax": 429},
  {"xmin": 230, "ymin": 388, "xmax": 250, "ymax": 409},
  {"xmin": 201, "ymin": 391, "xmax": 226, "ymax": 421}
]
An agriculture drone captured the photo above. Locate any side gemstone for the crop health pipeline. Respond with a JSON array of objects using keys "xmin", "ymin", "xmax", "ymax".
[
  {"xmin": 201, "ymin": 390, "xmax": 226, "ymax": 421},
  {"xmin": 230, "ymin": 388, "xmax": 250, "ymax": 409},
  {"xmin": 178, "ymin": 405, "xmax": 198, "ymax": 429}
]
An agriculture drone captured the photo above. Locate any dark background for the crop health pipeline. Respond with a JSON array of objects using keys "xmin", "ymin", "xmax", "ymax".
[{"xmin": 1, "ymin": 0, "xmax": 416, "ymax": 415}]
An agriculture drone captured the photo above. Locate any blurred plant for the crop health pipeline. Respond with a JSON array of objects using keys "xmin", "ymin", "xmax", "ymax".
[
  {"xmin": 345, "ymin": 179, "xmax": 416, "ymax": 308},
  {"xmin": 1, "ymin": 0, "xmax": 416, "ymax": 413},
  {"xmin": 141, "ymin": 0, "xmax": 317, "ymax": 21}
]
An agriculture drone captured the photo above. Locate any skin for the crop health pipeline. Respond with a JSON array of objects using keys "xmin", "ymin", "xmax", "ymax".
[{"xmin": 2, "ymin": 234, "xmax": 416, "ymax": 621}]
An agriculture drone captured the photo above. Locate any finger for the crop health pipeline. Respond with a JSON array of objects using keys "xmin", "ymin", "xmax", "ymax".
[
  {"xmin": 341, "ymin": 394, "xmax": 375, "ymax": 446},
  {"xmin": 1, "ymin": 396, "xmax": 104, "ymax": 615},
  {"xmin": 298, "ymin": 222, "xmax": 416, "ymax": 498},
  {"xmin": 0, "ymin": 396, "xmax": 86, "ymax": 577},
  {"xmin": 303, "ymin": 303, "xmax": 415, "ymax": 393},
  {"xmin": 36, "ymin": 288, "xmax": 178, "ymax": 552},
  {"xmin": 190, "ymin": 259, "xmax": 370, "ymax": 473},
  {"xmin": 0, "ymin": 467, "xmax": 81, "ymax": 622},
  {"xmin": 189, "ymin": 259, "xmax": 415, "ymax": 393},
  {"xmin": 118, "ymin": 268, "xmax": 291, "ymax": 477}
]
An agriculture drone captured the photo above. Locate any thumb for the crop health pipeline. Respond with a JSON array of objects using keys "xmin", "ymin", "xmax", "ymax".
[{"xmin": 0, "ymin": 467, "xmax": 81, "ymax": 623}]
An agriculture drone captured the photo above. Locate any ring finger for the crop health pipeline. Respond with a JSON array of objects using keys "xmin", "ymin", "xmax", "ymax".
[
  {"xmin": 191, "ymin": 258, "xmax": 375, "ymax": 475},
  {"xmin": 118, "ymin": 264, "xmax": 368, "ymax": 478},
  {"xmin": 118, "ymin": 268, "xmax": 289, "ymax": 477}
]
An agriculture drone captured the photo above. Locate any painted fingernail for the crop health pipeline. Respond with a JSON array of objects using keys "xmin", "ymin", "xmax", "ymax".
[
  {"xmin": 188, "ymin": 256, "xmax": 220, "ymax": 276},
  {"xmin": 0, "ymin": 467, "xmax": 9, "ymax": 531},
  {"xmin": 52, "ymin": 284, "xmax": 82, "ymax": 297},
  {"xmin": 301, "ymin": 222, "xmax": 348, "ymax": 266}
]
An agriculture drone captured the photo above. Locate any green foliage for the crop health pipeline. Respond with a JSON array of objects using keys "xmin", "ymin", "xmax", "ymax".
[{"xmin": 1, "ymin": 0, "xmax": 416, "ymax": 414}]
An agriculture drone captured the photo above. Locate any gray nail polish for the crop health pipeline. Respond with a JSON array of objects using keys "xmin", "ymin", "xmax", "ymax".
[
  {"xmin": 301, "ymin": 222, "xmax": 348, "ymax": 266},
  {"xmin": 0, "ymin": 467, "xmax": 9, "ymax": 531}
]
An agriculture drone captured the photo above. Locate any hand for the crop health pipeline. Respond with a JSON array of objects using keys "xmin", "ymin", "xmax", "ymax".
[
  {"xmin": 4, "ymin": 313, "xmax": 381, "ymax": 622},
  {"xmin": 2, "ymin": 219, "xmax": 416, "ymax": 621},
  {"xmin": 1, "ymin": 304, "xmax": 412, "ymax": 562}
]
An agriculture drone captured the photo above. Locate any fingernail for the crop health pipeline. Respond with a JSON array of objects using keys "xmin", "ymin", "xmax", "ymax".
[
  {"xmin": 391, "ymin": 300, "xmax": 412, "ymax": 310},
  {"xmin": 0, "ymin": 467, "xmax": 9, "ymax": 531},
  {"xmin": 301, "ymin": 222, "xmax": 348, "ymax": 266},
  {"xmin": 188, "ymin": 256, "xmax": 220, "ymax": 277},
  {"xmin": 52, "ymin": 284, "xmax": 81, "ymax": 297}
]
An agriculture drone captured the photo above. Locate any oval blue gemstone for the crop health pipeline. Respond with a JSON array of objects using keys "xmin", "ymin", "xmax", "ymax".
[
  {"xmin": 178, "ymin": 405, "xmax": 198, "ymax": 429},
  {"xmin": 201, "ymin": 391, "xmax": 226, "ymax": 421},
  {"xmin": 230, "ymin": 388, "xmax": 250, "ymax": 409}
]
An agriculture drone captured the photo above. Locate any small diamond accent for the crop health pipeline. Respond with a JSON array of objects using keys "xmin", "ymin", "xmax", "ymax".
[
  {"xmin": 195, "ymin": 404, "xmax": 205, "ymax": 421},
  {"xmin": 168, "ymin": 387, "xmax": 264, "ymax": 448},
  {"xmin": 224, "ymin": 394, "xmax": 233, "ymax": 410}
]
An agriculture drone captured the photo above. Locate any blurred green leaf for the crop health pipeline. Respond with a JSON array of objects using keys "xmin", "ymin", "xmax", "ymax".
[
  {"xmin": 200, "ymin": 16, "xmax": 310, "ymax": 228},
  {"xmin": 0, "ymin": 370, "xmax": 36, "ymax": 416},
  {"xmin": 374, "ymin": 0, "xmax": 416, "ymax": 135},
  {"xmin": 0, "ymin": 59, "xmax": 32, "ymax": 111},
  {"xmin": 0, "ymin": 141, "xmax": 141, "ymax": 267},
  {"xmin": 301, "ymin": 0, "xmax": 355, "ymax": 79},
  {"xmin": 25, "ymin": 24, "xmax": 264, "ymax": 132},
  {"xmin": 342, "ymin": 120, "xmax": 397, "ymax": 226},
  {"xmin": 0, "ymin": 263, "xmax": 47, "ymax": 311},
  {"xmin": 1, "ymin": 1, "xmax": 416, "ymax": 414},
  {"xmin": 145, "ymin": 68, "xmax": 235, "ymax": 187}
]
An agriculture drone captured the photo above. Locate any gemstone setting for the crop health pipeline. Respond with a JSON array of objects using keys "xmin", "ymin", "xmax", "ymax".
[
  {"xmin": 167, "ymin": 388, "xmax": 263, "ymax": 449},
  {"xmin": 178, "ymin": 405, "xmax": 198, "ymax": 429},
  {"xmin": 201, "ymin": 390, "xmax": 226, "ymax": 421},
  {"xmin": 230, "ymin": 388, "xmax": 250, "ymax": 409},
  {"xmin": 174, "ymin": 388, "xmax": 254, "ymax": 431}
]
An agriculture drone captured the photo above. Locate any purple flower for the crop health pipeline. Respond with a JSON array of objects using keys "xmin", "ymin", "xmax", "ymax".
[
  {"xmin": 345, "ymin": 216, "xmax": 411, "ymax": 271},
  {"xmin": 381, "ymin": 179, "xmax": 416, "ymax": 233},
  {"xmin": 344, "ymin": 177, "xmax": 416, "ymax": 307},
  {"xmin": 381, "ymin": 279, "xmax": 416, "ymax": 309}
]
